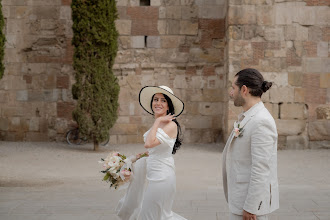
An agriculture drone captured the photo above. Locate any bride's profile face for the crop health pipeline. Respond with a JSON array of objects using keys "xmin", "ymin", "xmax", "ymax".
[{"xmin": 152, "ymin": 93, "xmax": 169, "ymax": 117}]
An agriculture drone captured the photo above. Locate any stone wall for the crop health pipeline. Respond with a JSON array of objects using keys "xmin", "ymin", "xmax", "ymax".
[
  {"xmin": 0, "ymin": 0, "xmax": 228, "ymax": 144},
  {"xmin": 225, "ymin": 0, "xmax": 330, "ymax": 149},
  {"xmin": 111, "ymin": 0, "xmax": 228, "ymax": 144},
  {"xmin": 0, "ymin": 0, "xmax": 329, "ymax": 148},
  {"xmin": 0, "ymin": 0, "xmax": 75, "ymax": 141}
]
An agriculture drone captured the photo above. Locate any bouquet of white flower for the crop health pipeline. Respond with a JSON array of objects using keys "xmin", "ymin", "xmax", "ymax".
[{"xmin": 99, "ymin": 151, "xmax": 147, "ymax": 189}]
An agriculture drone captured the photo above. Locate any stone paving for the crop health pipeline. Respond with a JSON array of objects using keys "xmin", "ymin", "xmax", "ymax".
[{"xmin": 0, "ymin": 141, "xmax": 330, "ymax": 220}]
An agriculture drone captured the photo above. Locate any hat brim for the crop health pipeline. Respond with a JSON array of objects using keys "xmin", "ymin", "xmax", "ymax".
[{"xmin": 139, "ymin": 86, "xmax": 184, "ymax": 117}]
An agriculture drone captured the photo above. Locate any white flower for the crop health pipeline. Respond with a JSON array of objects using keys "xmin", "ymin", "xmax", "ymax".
[
  {"xmin": 234, "ymin": 123, "xmax": 244, "ymax": 138},
  {"xmin": 108, "ymin": 156, "xmax": 120, "ymax": 167},
  {"xmin": 111, "ymin": 171, "xmax": 119, "ymax": 179}
]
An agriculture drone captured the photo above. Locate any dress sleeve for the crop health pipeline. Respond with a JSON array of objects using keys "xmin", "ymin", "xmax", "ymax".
[{"xmin": 156, "ymin": 128, "xmax": 175, "ymax": 148}]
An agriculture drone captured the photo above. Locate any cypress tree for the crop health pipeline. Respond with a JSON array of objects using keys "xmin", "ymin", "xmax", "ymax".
[
  {"xmin": 71, "ymin": 0, "xmax": 120, "ymax": 151},
  {"xmin": 0, "ymin": 0, "xmax": 5, "ymax": 79}
]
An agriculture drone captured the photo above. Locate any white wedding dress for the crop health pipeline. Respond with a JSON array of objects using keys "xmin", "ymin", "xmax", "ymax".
[{"xmin": 116, "ymin": 128, "xmax": 187, "ymax": 220}]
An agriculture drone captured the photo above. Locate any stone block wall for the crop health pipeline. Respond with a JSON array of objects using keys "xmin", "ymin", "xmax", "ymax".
[
  {"xmin": 0, "ymin": 0, "xmax": 228, "ymax": 144},
  {"xmin": 0, "ymin": 0, "xmax": 75, "ymax": 141},
  {"xmin": 111, "ymin": 0, "xmax": 228, "ymax": 144},
  {"xmin": 0, "ymin": 0, "xmax": 329, "ymax": 148},
  {"xmin": 226, "ymin": 0, "xmax": 330, "ymax": 149}
]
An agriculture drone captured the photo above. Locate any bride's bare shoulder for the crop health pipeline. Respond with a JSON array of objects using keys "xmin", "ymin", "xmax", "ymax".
[{"xmin": 161, "ymin": 121, "xmax": 177, "ymax": 138}]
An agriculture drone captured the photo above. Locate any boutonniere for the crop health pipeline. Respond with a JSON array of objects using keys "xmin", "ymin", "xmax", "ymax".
[{"xmin": 234, "ymin": 123, "xmax": 244, "ymax": 138}]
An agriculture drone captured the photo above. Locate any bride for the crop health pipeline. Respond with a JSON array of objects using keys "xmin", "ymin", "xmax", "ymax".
[{"xmin": 116, "ymin": 85, "xmax": 187, "ymax": 220}]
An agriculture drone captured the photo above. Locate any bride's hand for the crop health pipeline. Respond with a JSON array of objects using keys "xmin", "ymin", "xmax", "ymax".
[
  {"xmin": 156, "ymin": 113, "xmax": 175, "ymax": 123},
  {"xmin": 135, "ymin": 151, "xmax": 149, "ymax": 161}
]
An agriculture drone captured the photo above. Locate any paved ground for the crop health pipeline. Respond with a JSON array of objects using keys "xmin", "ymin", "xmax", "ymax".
[{"xmin": 0, "ymin": 141, "xmax": 330, "ymax": 220}]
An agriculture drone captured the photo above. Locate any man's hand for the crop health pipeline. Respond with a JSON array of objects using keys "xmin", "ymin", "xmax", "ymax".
[{"xmin": 243, "ymin": 210, "xmax": 256, "ymax": 220}]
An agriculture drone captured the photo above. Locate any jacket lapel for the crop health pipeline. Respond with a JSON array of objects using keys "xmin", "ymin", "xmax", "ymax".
[{"xmin": 237, "ymin": 102, "xmax": 265, "ymax": 130}]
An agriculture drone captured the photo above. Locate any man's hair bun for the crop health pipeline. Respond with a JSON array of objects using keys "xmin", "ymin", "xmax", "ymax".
[{"xmin": 261, "ymin": 81, "xmax": 272, "ymax": 92}]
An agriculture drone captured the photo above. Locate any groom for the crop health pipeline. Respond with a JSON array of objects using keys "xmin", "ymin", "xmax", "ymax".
[{"xmin": 222, "ymin": 68, "xmax": 279, "ymax": 220}]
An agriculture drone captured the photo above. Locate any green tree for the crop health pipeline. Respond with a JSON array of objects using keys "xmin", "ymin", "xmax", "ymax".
[
  {"xmin": 0, "ymin": 0, "xmax": 5, "ymax": 79},
  {"xmin": 71, "ymin": 0, "xmax": 120, "ymax": 151}
]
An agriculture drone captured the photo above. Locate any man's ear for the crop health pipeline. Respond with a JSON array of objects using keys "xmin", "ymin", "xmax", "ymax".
[{"xmin": 241, "ymin": 85, "xmax": 249, "ymax": 96}]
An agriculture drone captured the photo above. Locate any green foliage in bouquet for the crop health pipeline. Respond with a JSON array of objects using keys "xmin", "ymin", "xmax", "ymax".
[
  {"xmin": 0, "ymin": 0, "xmax": 6, "ymax": 79},
  {"xmin": 71, "ymin": 0, "xmax": 120, "ymax": 150}
]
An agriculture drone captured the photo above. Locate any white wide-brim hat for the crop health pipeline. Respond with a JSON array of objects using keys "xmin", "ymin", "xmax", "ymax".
[{"xmin": 139, "ymin": 85, "xmax": 184, "ymax": 117}]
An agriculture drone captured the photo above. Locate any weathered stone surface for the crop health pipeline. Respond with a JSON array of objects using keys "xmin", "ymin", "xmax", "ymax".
[
  {"xmin": 286, "ymin": 135, "xmax": 309, "ymax": 149},
  {"xmin": 116, "ymin": 20, "xmax": 131, "ymax": 35},
  {"xmin": 228, "ymin": 6, "xmax": 256, "ymax": 25},
  {"xmin": 303, "ymin": 73, "xmax": 327, "ymax": 104},
  {"xmin": 57, "ymin": 102, "xmax": 74, "ymax": 120},
  {"xmin": 303, "ymin": 58, "xmax": 330, "ymax": 73},
  {"xmin": 173, "ymin": 75, "xmax": 188, "ymax": 89},
  {"xmin": 116, "ymin": 0, "xmax": 128, "ymax": 6},
  {"xmin": 33, "ymin": 6, "xmax": 60, "ymax": 19},
  {"xmin": 294, "ymin": 88, "xmax": 305, "ymax": 103},
  {"xmin": 183, "ymin": 115, "xmax": 213, "ymax": 129},
  {"xmin": 293, "ymin": 6, "xmax": 316, "ymax": 25},
  {"xmin": 180, "ymin": 20, "xmax": 198, "ymax": 35},
  {"xmin": 288, "ymin": 72, "xmax": 303, "ymax": 87},
  {"xmin": 2, "ymin": 0, "xmax": 328, "ymax": 144},
  {"xmin": 317, "ymin": 41, "xmax": 328, "ymax": 57},
  {"xmin": 285, "ymin": 25, "xmax": 296, "ymax": 40},
  {"xmin": 159, "ymin": 6, "xmax": 166, "ymax": 19},
  {"xmin": 161, "ymin": 36, "xmax": 185, "ymax": 48},
  {"xmin": 280, "ymin": 103, "xmax": 307, "ymax": 119},
  {"xmin": 269, "ymin": 86, "xmax": 294, "ymax": 103},
  {"xmin": 316, "ymin": 105, "xmax": 330, "ymax": 120},
  {"xmin": 127, "ymin": 7, "xmax": 158, "ymax": 20},
  {"xmin": 256, "ymin": 6, "xmax": 274, "ymax": 25},
  {"xmin": 314, "ymin": 6, "xmax": 330, "ymax": 26},
  {"xmin": 115, "ymin": 50, "xmax": 133, "ymax": 64},
  {"xmin": 0, "ymin": 118, "xmax": 9, "ymax": 131},
  {"xmin": 154, "ymin": 49, "xmax": 189, "ymax": 63},
  {"xmin": 59, "ymin": 6, "xmax": 71, "ymax": 20},
  {"xmin": 228, "ymin": 26, "xmax": 243, "ymax": 40},
  {"xmin": 110, "ymin": 124, "xmax": 138, "ymax": 135},
  {"xmin": 190, "ymin": 48, "xmax": 223, "ymax": 63},
  {"xmin": 276, "ymin": 119, "xmax": 306, "ymax": 136},
  {"xmin": 277, "ymin": 135, "xmax": 286, "ymax": 150},
  {"xmin": 151, "ymin": 0, "xmax": 161, "ymax": 6},
  {"xmin": 181, "ymin": 6, "xmax": 198, "ymax": 19},
  {"xmin": 190, "ymin": 88, "xmax": 227, "ymax": 102},
  {"xmin": 263, "ymin": 72, "xmax": 288, "ymax": 87},
  {"xmin": 166, "ymin": 6, "xmax": 181, "ymax": 19},
  {"xmin": 29, "ymin": 117, "xmax": 39, "ymax": 132},
  {"xmin": 131, "ymin": 20, "xmax": 159, "ymax": 36},
  {"xmin": 309, "ymin": 120, "xmax": 330, "ymax": 141},
  {"xmin": 129, "ymin": 0, "xmax": 139, "ymax": 6},
  {"xmin": 264, "ymin": 102, "xmax": 279, "ymax": 119},
  {"xmin": 146, "ymin": 36, "xmax": 161, "ymax": 48},
  {"xmin": 16, "ymin": 90, "xmax": 28, "ymax": 101},
  {"xmin": 199, "ymin": 6, "xmax": 226, "ymax": 19},
  {"xmin": 198, "ymin": 102, "xmax": 223, "ymax": 116},
  {"xmin": 264, "ymin": 27, "xmax": 284, "ymax": 41},
  {"xmin": 166, "ymin": 19, "xmax": 181, "ymax": 34},
  {"xmin": 157, "ymin": 20, "xmax": 166, "ymax": 35},
  {"xmin": 118, "ymin": 135, "xmax": 140, "ymax": 144},
  {"xmin": 309, "ymin": 141, "xmax": 330, "ymax": 149},
  {"xmin": 275, "ymin": 4, "xmax": 293, "ymax": 25},
  {"xmin": 320, "ymin": 73, "xmax": 330, "ymax": 89}
]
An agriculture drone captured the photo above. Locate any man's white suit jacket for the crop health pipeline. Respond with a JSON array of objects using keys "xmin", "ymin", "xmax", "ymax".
[{"xmin": 222, "ymin": 102, "xmax": 279, "ymax": 215}]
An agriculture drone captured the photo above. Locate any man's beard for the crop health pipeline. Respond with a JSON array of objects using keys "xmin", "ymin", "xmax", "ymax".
[{"xmin": 233, "ymin": 94, "xmax": 245, "ymax": 107}]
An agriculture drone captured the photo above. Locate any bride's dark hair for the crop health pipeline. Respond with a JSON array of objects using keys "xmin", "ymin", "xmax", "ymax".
[{"xmin": 150, "ymin": 94, "xmax": 183, "ymax": 154}]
